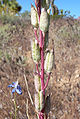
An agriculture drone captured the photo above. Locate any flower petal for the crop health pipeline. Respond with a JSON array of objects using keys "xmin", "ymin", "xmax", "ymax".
[
  {"xmin": 16, "ymin": 89, "xmax": 22, "ymax": 95},
  {"xmin": 12, "ymin": 82, "xmax": 15, "ymax": 85},
  {"xmin": 12, "ymin": 88, "xmax": 16, "ymax": 94},
  {"xmin": 14, "ymin": 81, "xmax": 18, "ymax": 88},
  {"xmin": 8, "ymin": 84, "xmax": 14, "ymax": 88},
  {"xmin": 17, "ymin": 85, "xmax": 22, "ymax": 90}
]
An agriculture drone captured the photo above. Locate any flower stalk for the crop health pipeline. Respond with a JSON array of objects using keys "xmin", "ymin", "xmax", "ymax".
[
  {"xmin": 31, "ymin": 0, "xmax": 54, "ymax": 118},
  {"xmin": 8, "ymin": 81, "xmax": 22, "ymax": 119},
  {"xmin": 14, "ymin": 93, "xmax": 17, "ymax": 119}
]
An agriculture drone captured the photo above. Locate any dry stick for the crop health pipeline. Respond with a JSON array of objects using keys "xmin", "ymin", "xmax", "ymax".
[
  {"xmin": 26, "ymin": 98, "xmax": 30, "ymax": 119},
  {"xmin": 24, "ymin": 74, "xmax": 34, "ymax": 106}
]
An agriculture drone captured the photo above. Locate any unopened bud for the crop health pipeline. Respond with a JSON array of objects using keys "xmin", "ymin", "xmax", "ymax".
[
  {"xmin": 31, "ymin": 5, "xmax": 38, "ymax": 28},
  {"xmin": 44, "ymin": 50, "xmax": 54, "ymax": 73},
  {"xmin": 34, "ymin": 74, "xmax": 41, "ymax": 92},
  {"xmin": 35, "ymin": 93, "xmax": 40, "ymax": 111},
  {"xmin": 40, "ymin": 8, "xmax": 49, "ymax": 32},
  {"xmin": 41, "ymin": 0, "xmax": 46, "ymax": 8},
  {"xmin": 40, "ymin": 91, "xmax": 44, "ymax": 111},
  {"xmin": 35, "ymin": 91, "xmax": 44, "ymax": 112},
  {"xmin": 31, "ymin": 40, "xmax": 40, "ymax": 63},
  {"xmin": 46, "ymin": 0, "xmax": 50, "ymax": 9}
]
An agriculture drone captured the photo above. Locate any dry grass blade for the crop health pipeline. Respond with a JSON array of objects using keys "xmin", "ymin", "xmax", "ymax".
[
  {"xmin": 24, "ymin": 74, "xmax": 34, "ymax": 105},
  {"xmin": 26, "ymin": 98, "xmax": 30, "ymax": 119}
]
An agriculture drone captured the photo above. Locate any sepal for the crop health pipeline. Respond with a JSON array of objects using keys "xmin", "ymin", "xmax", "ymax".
[
  {"xmin": 31, "ymin": 5, "xmax": 38, "ymax": 28},
  {"xmin": 40, "ymin": 8, "xmax": 49, "ymax": 32},
  {"xmin": 35, "ymin": 91, "xmax": 44, "ymax": 112},
  {"xmin": 31, "ymin": 40, "xmax": 40, "ymax": 63},
  {"xmin": 44, "ymin": 50, "xmax": 54, "ymax": 73},
  {"xmin": 34, "ymin": 74, "xmax": 41, "ymax": 92}
]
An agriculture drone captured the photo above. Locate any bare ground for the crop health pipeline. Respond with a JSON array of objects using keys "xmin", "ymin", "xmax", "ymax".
[{"xmin": 0, "ymin": 18, "xmax": 80, "ymax": 119}]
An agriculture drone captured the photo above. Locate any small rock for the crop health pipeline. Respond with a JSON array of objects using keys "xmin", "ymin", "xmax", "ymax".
[
  {"xmin": 5, "ymin": 118, "xmax": 7, "ymax": 119},
  {"xmin": 0, "ymin": 104, "xmax": 3, "ymax": 109},
  {"xmin": 0, "ymin": 90, "xmax": 2, "ymax": 93},
  {"xmin": 77, "ymin": 83, "xmax": 80, "ymax": 88},
  {"xmin": 77, "ymin": 97, "xmax": 80, "ymax": 102},
  {"xmin": 75, "ymin": 74, "xmax": 80, "ymax": 78}
]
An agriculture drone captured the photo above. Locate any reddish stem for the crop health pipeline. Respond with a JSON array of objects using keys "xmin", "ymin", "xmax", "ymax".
[
  {"xmin": 38, "ymin": 0, "xmax": 41, "ymax": 20},
  {"xmin": 36, "ymin": 63, "xmax": 41, "ymax": 77},
  {"xmin": 40, "ymin": 30, "xmax": 45, "ymax": 92},
  {"xmin": 43, "ymin": 73, "xmax": 51, "ymax": 91},
  {"xmin": 39, "ymin": 1, "xmax": 45, "ymax": 119},
  {"xmin": 35, "ymin": 1, "xmax": 47, "ymax": 119},
  {"xmin": 34, "ymin": 28, "xmax": 39, "ymax": 44}
]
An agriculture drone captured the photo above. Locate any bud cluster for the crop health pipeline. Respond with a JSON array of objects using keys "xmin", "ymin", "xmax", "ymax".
[{"xmin": 31, "ymin": 0, "xmax": 54, "ymax": 118}]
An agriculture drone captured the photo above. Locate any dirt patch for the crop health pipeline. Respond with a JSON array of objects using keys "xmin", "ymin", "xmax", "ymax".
[{"xmin": 0, "ymin": 18, "xmax": 80, "ymax": 119}]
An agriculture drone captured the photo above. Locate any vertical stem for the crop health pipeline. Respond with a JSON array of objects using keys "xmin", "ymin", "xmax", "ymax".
[
  {"xmin": 38, "ymin": 0, "xmax": 45, "ymax": 94},
  {"xmin": 34, "ymin": 28, "xmax": 39, "ymax": 44},
  {"xmin": 36, "ymin": 64, "xmax": 41, "ymax": 77},
  {"xmin": 36, "ymin": 1, "xmax": 45, "ymax": 119},
  {"xmin": 40, "ymin": 30, "xmax": 45, "ymax": 92},
  {"xmin": 14, "ymin": 93, "xmax": 17, "ymax": 119},
  {"xmin": 38, "ymin": 0, "xmax": 41, "ymax": 20}
]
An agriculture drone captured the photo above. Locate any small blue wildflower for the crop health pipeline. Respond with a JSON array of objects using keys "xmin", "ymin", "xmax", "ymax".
[{"xmin": 8, "ymin": 81, "xmax": 22, "ymax": 95}]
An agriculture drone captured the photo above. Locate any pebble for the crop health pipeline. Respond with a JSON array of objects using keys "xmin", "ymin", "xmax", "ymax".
[
  {"xmin": 5, "ymin": 118, "xmax": 7, "ymax": 119},
  {"xmin": 0, "ymin": 90, "xmax": 2, "ymax": 93},
  {"xmin": 0, "ymin": 104, "xmax": 3, "ymax": 109}
]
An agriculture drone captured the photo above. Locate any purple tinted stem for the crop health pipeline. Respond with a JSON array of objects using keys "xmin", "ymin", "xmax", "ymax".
[
  {"xmin": 36, "ymin": 63, "xmax": 41, "ymax": 77},
  {"xmin": 40, "ymin": 30, "xmax": 45, "ymax": 94},
  {"xmin": 34, "ymin": 28, "xmax": 39, "ymax": 44},
  {"xmin": 43, "ymin": 73, "xmax": 51, "ymax": 91},
  {"xmin": 35, "ymin": 0, "xmax": 46, "ymax": 119}
]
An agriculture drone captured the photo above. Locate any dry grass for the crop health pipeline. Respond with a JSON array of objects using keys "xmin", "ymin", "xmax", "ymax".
[{"xmin": 0, "ymin": 17, "xmax": 80, "ymax": 119}]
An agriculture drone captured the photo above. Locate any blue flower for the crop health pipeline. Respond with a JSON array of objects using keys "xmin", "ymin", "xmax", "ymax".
[{"xmin": 8, "ymin": 81, "xmax": 22, "ymax": 95}]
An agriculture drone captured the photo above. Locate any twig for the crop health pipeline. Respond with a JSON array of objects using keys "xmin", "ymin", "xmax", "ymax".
[
  {"xmin": 24, "ymin": 74, "xmax": 34, "ymax": 105},
  {"xmin": 26, "ymin": 98, "xmax": 30, "ymax": 119}
]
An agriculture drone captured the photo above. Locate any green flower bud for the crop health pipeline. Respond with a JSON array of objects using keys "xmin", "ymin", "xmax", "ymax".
[
  {"xmin": 35, "ymin": 91, "xmax": 44, "ymax": 112},
  {"xmin": 46, "ymin": 0, "xmax": 50, "ymax": 9},
  {"xmin": 41, "ymin": 0, "xmax": 46, "ymax": 8},
  {"xmin": 40, "ymin": 8, "xmax": 49, "ymax": 32},
  {"xmin": 31, "ymin": 40, "xmax": 40, "ymax": 63},
  {"xmin": 44, "ymin": 50, "xmax": 54, "ymax": 73},
  {"xmin": 31, "ymin": 5, "xmax": 38, "ymax": 28},
  {"xmin": 34, "ymin": 74, "xmax": 41, "ymax": 92},
  {"xmin": 39, "ymin": 91, "xmax": 44, "ymax": 111}
]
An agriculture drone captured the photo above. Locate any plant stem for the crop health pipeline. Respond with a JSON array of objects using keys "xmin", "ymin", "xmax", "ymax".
[
  {"xmin": 36, "ymin": 63, "xmax": 41, "ymax": 77},
  {"xmin": 40, "ymin": 31, "xmax": 45, "ymax": 119},
  {"xmin": 43, "ymin": 73, "xmax": 51, "ymax": 91},
  {"xmin": 34, "ymin": 28, "xmax": 39, "ymax": 44},
  {"xmin": 14, "ymin": 93, "xmax": 17, "ymax": 119},
  {"xmin": 40, "ymin": 30, "xmax": 45, "ymax": 93},
  {"xmin": 36, "ymin": 1, "xmax": 46, "ymax": 119}
]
